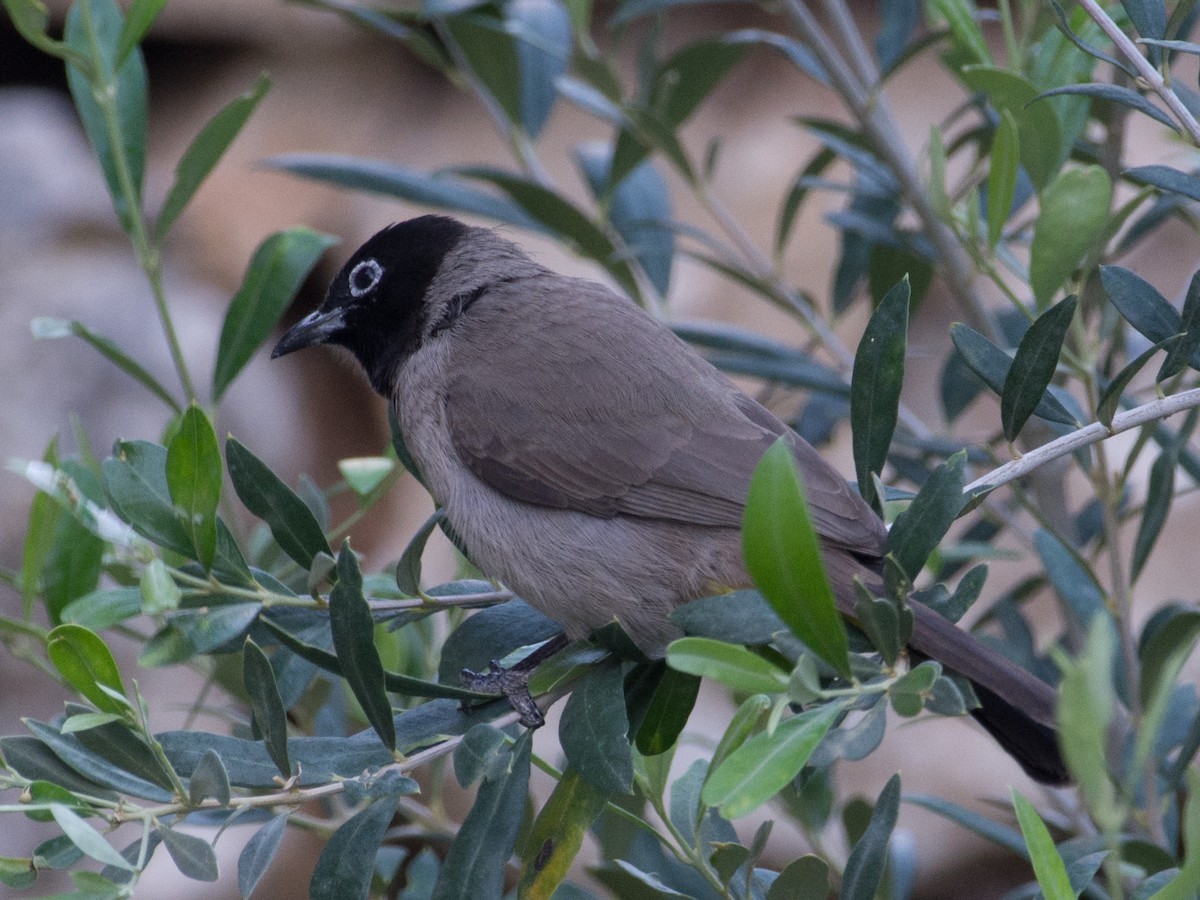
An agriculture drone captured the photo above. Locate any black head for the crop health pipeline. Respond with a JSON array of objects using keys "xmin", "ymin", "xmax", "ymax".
[{"xmin": 271, "ymin": 215, "xmax": 470, "ymax": 394}]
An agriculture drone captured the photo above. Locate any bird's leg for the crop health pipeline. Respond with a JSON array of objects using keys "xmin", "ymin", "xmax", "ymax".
[{"xmin": 460, "ymin": 632, "xmax": 570, "ymax": 728}]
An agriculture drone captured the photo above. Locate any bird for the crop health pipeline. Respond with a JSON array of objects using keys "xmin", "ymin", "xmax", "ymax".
[{"xmin": 272, "ymin": 214, "xmax": 1068, "ymax": 785}]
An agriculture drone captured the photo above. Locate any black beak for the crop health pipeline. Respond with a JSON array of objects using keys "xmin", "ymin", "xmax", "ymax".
[{"xmin": 272, "ymin": 307, "xmax": 346, "ymax": 359}]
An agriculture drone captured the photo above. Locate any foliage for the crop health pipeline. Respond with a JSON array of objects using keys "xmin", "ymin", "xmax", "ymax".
[{"xmin": 4, "ymin": 0, "xmax": 1200, "ymax": 897}]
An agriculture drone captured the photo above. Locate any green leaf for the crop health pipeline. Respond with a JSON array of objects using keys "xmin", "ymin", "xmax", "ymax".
[
  {"xmin": 905, "ymin": 794, "xmax": 1028, "ymax": 856},
  {"xmin": 41, "ymin": 513, "xmax": 104, "ymax": 626},
  {"xmin": 158, "ymin": 826, "xmax": 218, "ymax": 882},
  {"xmin": 1150, "ymin": 769, "xmax": 1200, "ymax": 899},
  {"xmin": 268, "ymin": 154, "xmax": 538, "ymax": 228},
  {"xmin": 1135, "ymin": 609, "xmax": 1200, "ymax": 779},
  {"xmin": 987, "ymin": 110, "xmax": 1020, "ymax": 249},
  {"xmin": 841, "ymin": 773, "xmax": 900, "ymax": 900},
  {"xmin": 518, "ymin": 767, "xmax": 610, "ymax": 899},
  {"xmin": 445, "ymin": 12, "xmax": 522, "ymax": 126},
  {"xmin": 769, "ymin": 856, "xmax": 830, "ymax": 900},
  {"xmin": 886, "ymin": 450, "xmax": 966, "ymax": 585},
  {"xmin": 64, "ymin": 0, "xmax": 148, "ymax": 234},
  {"xmin": 259, "ymin": 615, "xmax": 488, "ymax": 702},
  {"xmin": 3, "ymin": 0, "xmax": 89, "ymax": 65},
  {"xmin": 310, "ymin": 795, "xmax": 402, "ymax": 900},
  {"xmin": 1030, "ymin": 166, "xmax": 1112, "ymax": 308},
  {"xmin": 929, "ymin": 0, "xmax": 992, "ymax": 65},
  {"xmin": 959, "ymin": 65, "xmax": 1063, "ymax": 190},
  {"xmin": 226, "ymin": 438, "xmax": 332, "ymax": 570},
  {"xmin": 102, "ymin": 440, "xmax": 192, "ymax": 557},
  {"xmin": 851, "ymin": 276, "xmax": 909, "ymax": 514},
  {"xmin": 330, "ymin": 541, "xmax": 396, "ymax": 752},
  {"xmin": 169, "ymin": 603, "xmax": 262, "ymax": 656},
  {"xmin": 31, "ymin": 318, "xmax": 180, "ymax": 413},
  {"xmin": 431, "ymin": 731, "xmax": 532, "ymax": 900},
  {"xmin": 559, "ymin": 661, "xmax": 633, "ymax": 795},
  {"xmin": 157, "ymin": 74, "xmax": 270, "ymax": 240},
  {"xmin": 1096, "ymin": 334, "xmax": 1183, "ymax": 427},
  {"xmin": 651, "ymin": 38, "xmax": 747, "ymax": 130},
  {"xmin": 1035, "ymin": 83, "xmax": 1176, "ymax": 129},
  {"xmin": 1001, "ymin": 296, "xmax": 1077, "ymax": 441},
  {"xmin": 742, "ymin": 439, "xmax": 852, "ymax": 679},
  {"xmin": 60, "ymin": 712, "xmax": 124, "ymax": 734},
  {"xmin": 238, "ymin": 814, "xmax": 289, "ymax": 900},
  {"xmin": 666, "ymin": 638, "xmax": 788, "ymax": 694},
  {"xmin": 1055, "ymin": 616, "xmax": 1122, "ymax": 833},
  {"xmin": 635, "ymin": 666, "xmax": 701, "ymax": 756},
  {"xmin": 50, "ymin": 804, "xmax": 132, "ymax": 870},
  {"xmin": 0, "ymin": 736, "xmax": 119, "ymax": 801},
  {"xmin": 453, "ymin": 725, "xmax": 510, "ymax": 788},
  {"xmin": 166, "ymin": 404, "xmax": 221, "ymax": 569},
  {"xmin": 1131, "ymin": 442, "xmax": 1181, "ymax": 581},
  {"xmin": 338, "ymin": 456, "xmax": 395, "ymax": 497},
  {"xmin": 187, "ymin": 748, "xmax": 231, "ymax": 807},
  {"xmin": 1160, "ymin": 269, "xmax": 1200, "ymax": 379},
  {"xmin": 509, "ymin": 0, "xmax": 572, "ymax": 138},
  {"xmin": 395, "ymin": 508, "xmax": 443, "ymax": 596},
  {"xmin": 949, "ymin": 323, "xmax": 1079, "ymax": 425},
  {"xmin": 114, "ymin": 0, "xmax": 166, "ymax": 67},
  {"xmin": 1012, "ymin": 790, "xmax": 1073, "ymax": 900},
  {"xmin": 702, "ymin": 702, "xmax": 842, "ymax": 818},
  {"xmin": 214, "ymin": 228, "xmax": 337, "ymax": 401},
  {"xmin": 242, "ymin": 638, "xmax": 291, "ymax": 778},
  {"xmin": 46, "ymin": 625, "xmax": 128, "ymax": 716},
  {"xmin": 0, "ymin": 855, "xmax": 37, "ymax": 890},
  {"xmin": 1127, "ymin": 164, "xmax": 1200, "ymax": 202}
]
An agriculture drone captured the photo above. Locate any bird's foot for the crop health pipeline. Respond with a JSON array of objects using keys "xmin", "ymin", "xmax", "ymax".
[{"xmin": 461, "ymin": 661, "xmax": 544, "ymax": 728}]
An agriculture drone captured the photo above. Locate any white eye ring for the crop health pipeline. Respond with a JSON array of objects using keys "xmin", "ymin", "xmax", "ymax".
[{"xmin": 348, "ymin": 258, "xmax": 384, "ymax": 298}]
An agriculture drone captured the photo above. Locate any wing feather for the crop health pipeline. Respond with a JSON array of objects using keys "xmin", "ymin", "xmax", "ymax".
[{"xmin": 444, "ymin": 276, "xmax": 885, "ymax": 556}]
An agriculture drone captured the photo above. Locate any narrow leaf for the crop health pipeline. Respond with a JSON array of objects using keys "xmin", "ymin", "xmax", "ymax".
[
  {"xmin": 46, "ymin": 624, "xmax": 128, "ymax": 715},
  {"xmin": 743, "ymin": 439, "xmax": 852, "ymax": 679},
  {"xmin": 949, "ymin": 324, "xmax": 1078, "ymax": 425},
  {"xmin": 431, "ymin": 732, "xmax": 532, "ymax": 900},
  {"xmin": 31, "ymin": 318, "xmax": 180, "ymax": 412},
  {"xmin": 310, "ymin": 795, "xmax": 402, "ymax": 900},
  {"xmin": 1036, "ymin": 83, "xmax": 1176, "ymax": 129},
  {"xmin": 214, "ymin": 228, "xmax": 337, "ymax": 400},
  {"xmin": 158, "ymin": 826, "xmax": 218, "ymax": 882},
  {"xmin": 114, "ymin": 0, "xmax": 166, "ymax": 67},
  {"xmin": 851, "ymin": 276, "xmax": 909, "ymax": 513},
  {"xmin": 1001, "ymin": 296, "xmax": 1076, "ymax": 441},
  {"xmin": 1012, "ymin": 790, "xmax": 1073, "ymax": 900},
  {"xmin": 242, "ymin": 638, "xmax": 291, "ymax": 778},
  {"xmin": 1127, "ymin": 164, "xmax": 1200, "ymax": 202},
  {"xmin": 166, "ymin": 403, "xmax": 221, "ymax": 569},
  {"xmin": 559, "ymin": 661, "xmax": 632, "ymax": 795},
  {"xmin": 886, "ymin": 451, "xmax": 966, "ymax": 584},
  {"xmin": 1159, "ymin": 269, "xmax": 1200, "ymax": 379},
  {"xmin": 635, "ymin": 666, "xmax": 701, "ymax": 756},
  {"xmin": 226, "ymin": 437, "xmax": 332, "ymax": 570},
  {"xmin": 395, "ymin": 508, "xmax": 443, "ymax": 596},
  {"xmin": 702, "ymin": 702, "xmax": 842, "ymax": 818},
  {"xmin": 157, "ymin": 74, "xmax": 270, "ymax": 240},
  {"xmin": 50, "ymin": 804, "xmax": 132, "ymax": 870},
  {"xmin": 518, "ymin": 767, "xmax": 610, "ymax": 899},
  {"xmin": 238, "ymin": 813, "xmax": 289, "ymax": 899},
  {"xmin": 841, "ymin": 773, "xmax": 901, "ymax": 900},
  {"xmin": 666, "ymin": 637, "xmax": 788, "ymax": 694},
  {"xmin": 64, "ymin": 0, "xmax": 148, "ymax": 233},
  {"xmin": 987, "ymin": 110, "xmax": 1020, "ymax": 249},
  {"xmin": 330, "ymin": 541, "xmax": 396, "ymax": 752},
  {"xmin": 1030, "ymin": 166, "xmax": 1112, "ymax": 308},
  {"xmin": 1096, "ymin": 334, "xmax": 1183, "ymax": 427}
]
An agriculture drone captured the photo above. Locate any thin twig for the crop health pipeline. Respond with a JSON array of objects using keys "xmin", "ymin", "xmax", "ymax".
[
  {"xmin": 1076, "ymin": 0, "xmax": 1200, "ymax": 146},
  {"xmin": 964, "ymin": 388, "xmax": 1200, "ymax": 495}
]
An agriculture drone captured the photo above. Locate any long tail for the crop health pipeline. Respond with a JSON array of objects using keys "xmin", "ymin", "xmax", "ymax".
[
  {"xmin": 907, "ymin": 601, "xmax": 1068, "ymax": 785},
  {"xmin": 823, "ymin": 549, "xmax": 1069, "ymax": 785}
]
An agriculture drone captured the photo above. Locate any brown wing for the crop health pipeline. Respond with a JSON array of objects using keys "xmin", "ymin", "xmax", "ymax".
[{"xmin": 444, "ymin": 276, "xmax": 885, "ymax": 555}]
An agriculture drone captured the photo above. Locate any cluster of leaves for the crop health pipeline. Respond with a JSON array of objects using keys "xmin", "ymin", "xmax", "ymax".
[{"xmin": 6, "ymin": 0, "xmax": 1200, "ymax": 897}]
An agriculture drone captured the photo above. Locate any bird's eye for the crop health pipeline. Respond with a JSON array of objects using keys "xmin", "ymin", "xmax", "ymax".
[{"xmin": 348, "ymin": 258, "xmax": 384, "ymax": 298}]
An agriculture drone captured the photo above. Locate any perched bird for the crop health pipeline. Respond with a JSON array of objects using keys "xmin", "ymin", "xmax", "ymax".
[{"xmin": 273, "ymin": 215, "xmax": 1068, "ymax": 784}]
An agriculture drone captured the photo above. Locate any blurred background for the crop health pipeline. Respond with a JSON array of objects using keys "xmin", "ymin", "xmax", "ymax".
[{"xmin": 2, "ymin": 1, "xmax": 1196, "ymax": 896}]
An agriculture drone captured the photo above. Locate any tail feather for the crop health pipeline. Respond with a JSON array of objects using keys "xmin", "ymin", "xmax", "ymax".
[{"xmin": 907, "ymin": 601, "xmax": 1069, "ymax": 785}]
